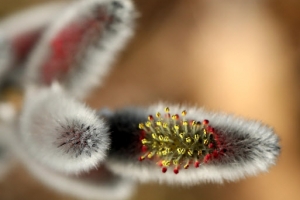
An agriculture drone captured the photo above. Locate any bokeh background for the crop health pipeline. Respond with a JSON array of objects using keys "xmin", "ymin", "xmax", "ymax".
[{"xmin": 0, "ymin": 0, "xmax": 300, "ymax": 200}]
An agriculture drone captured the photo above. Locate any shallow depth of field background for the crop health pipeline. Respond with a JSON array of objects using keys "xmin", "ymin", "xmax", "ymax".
[{"xmin": 0, "ymin": 0, "xmax": 300, "ymax": 200}]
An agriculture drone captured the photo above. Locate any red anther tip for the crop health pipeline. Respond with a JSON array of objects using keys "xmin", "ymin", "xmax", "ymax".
[
  {"xmin": 142, "ymin": 145, "xmax": 148, "ymax": 152},
  {"xmin": 194, "ymin": 161, "xmax": 200, "ymax": 168},
  {"xmin": 139, "ymin": 157, "xmax": 144, "ymax": 161},
  {"xmin": 204, "ymin": 154, "xmax": 211, "ymax": 163},
  {"xmin": 162, "ymin": 167, "xmax": 167, "ymax": 173},
  {"xmin": 166, "ymin": 113, "xmax": 171, "ymax": 118},
  {"xmin": 158, "ymin": 161, "xmax": 163, "ymax": 167},
  {"xmin": 208, "ymin": 143, "xmax": 214, "ymax": 148},
  {"xmin": 203, "ymin": 119, "xmax": 209, "ymax": 125},
  {"xmin": 184, "ymin": 165, "xmax": 189, "ymax": 169},
  {"xmin": 175, "ymin": 114, "xmax": 179, "ymax": 119},
  {"xmin": 173, "ymin": 168, "xmax": 179, "ymax": 174},
  {"xmin": 148, "ymin": 115, "xmax": 154, "ymax": 121},
  {"xmin": 207, "ymin": 126, "xmax": 214, "ymax": 133}
]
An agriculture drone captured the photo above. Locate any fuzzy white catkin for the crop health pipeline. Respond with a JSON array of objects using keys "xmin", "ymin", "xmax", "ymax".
[
  {"xmin": 12, "ymin": 136, "xmax": 135, "ymax": 200},
  {"xmin": 25, "ymin": 0, "xmax": 137, "ymax": 99},
  {"xmin": 20, "ymin": 84, "xmax": 110, "ymax": 174},
  {"xmin": 105, "ymin": 103, "xmax": 280, "ymax": 185},
  {"xmin": 6, "ymin": 110, "xmax": 135, "ymax": 200},
  {"xmin": 0, "ymin": 2, "xmax": 69, "ymax": 84}
]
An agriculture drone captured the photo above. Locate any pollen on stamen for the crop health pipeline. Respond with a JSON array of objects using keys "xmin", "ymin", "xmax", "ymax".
[{"xmin": 138, "ymin": 107, "xmax": 219, "ymax": 174}]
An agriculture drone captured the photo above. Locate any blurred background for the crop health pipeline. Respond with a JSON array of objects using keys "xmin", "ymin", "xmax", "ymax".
[{"xmin": 0, "ymin": 0, "xmax": 300, "ymax": 200}]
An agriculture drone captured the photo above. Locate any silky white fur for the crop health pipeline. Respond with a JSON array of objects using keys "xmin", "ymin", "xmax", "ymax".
[
  {"xmin": 12, "ymin": 135, "xmax": 135, "ymax": 200},
  {"xmin": 106, "ymin": 103, "xmax": 280, "ymax": 185},
  {"xmin": 20, "ymin": 83, "xmax": 110, "ymax": 174},
  {"xmin": 25, "ymin": 0, "xmax": 137, "ymax": 99},
  {"xmin": 4, "ymin": 113, "xmax": 135, "ymax": 200}
]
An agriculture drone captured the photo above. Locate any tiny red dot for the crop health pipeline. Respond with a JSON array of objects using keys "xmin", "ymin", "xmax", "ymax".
[
  {"xmin": 207, "ymin": 126, "xmax": 214, "ymax": 133},
  {"xmin": 208, "ymin": 143, "xmax": 214, "ymax": 148},
  {"xmin": 162, "ymin": 167, "xmax": 167, "ymax": 173},
  {"xmin": 148, "ymin": 115, "xmax": 154, "ymax": 120},
  {"xmin": 175, "ymin": 114, "xmax": 179, "ymax": 119},
  {"xmin": 173, "ymin": 168, "xmax": 179, "ymax": 174},
  {"xmin": 194, "ymin": 161, "xmax": 200, "ymax": 168},
  {"xmin": 203, "ymin": 119, "xmax": 209, "ymax": 125},
  {"xmin": 139, "ymin": 157, "xmax": 144, "ymax": 161}
]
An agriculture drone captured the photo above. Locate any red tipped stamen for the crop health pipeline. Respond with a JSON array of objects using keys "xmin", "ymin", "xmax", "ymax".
[
  {"xmin": 194, "ymin": 161, "xmax": 200, "ymax": 168},
  {"xmin": 158, "ymin": 161, "xmax": 163, "ymax": 167},
  {"xmin": 148, "ymin": 115, "xmax": 154, "ymax": 121},
  {"xmin": 203, "ymin": 119, "xmax": 209, "ymax": 125},
  {"xmin": 162, "ymin": 167, "xmax": 167, "ymax": 173},
  {"xmin": 173, "ymin": 167, "xmax": 179, "ymax": 174},
  {"xmin": 207, "ymin": 126, "xmax": 214, "ymax": 133},
  {"xmin": 139, "ymin": 156, "xmax": 145, "ymax": 161},
  {"xmin": 138, "ymin": 107, "xmax": 219, "ymax": 174}
]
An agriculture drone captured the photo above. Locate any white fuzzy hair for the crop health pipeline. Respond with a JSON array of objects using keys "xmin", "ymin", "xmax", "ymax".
[
  {"xmin": 6, "ymin": 118, "xmax": 136, "ymax": 200},
  {"xmin": 24, "ymin": 162, "xmax": 136, "ymax": 200},
  {"xmin": 105, "ymin": 103, "xmax": 280, "ymax": 185},
  {"xmin": 20, "ymin": 83, "xmax": 110, "ymax": 174},
  {"xmin": 25, "ymin": 0, "xmax": 137, "ymax": 99}
]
